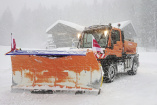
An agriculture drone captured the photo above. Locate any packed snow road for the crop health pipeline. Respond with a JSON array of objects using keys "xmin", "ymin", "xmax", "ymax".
[{"xmin": 0, "ymin": 46, "xmax": 157, "ymax": 105}]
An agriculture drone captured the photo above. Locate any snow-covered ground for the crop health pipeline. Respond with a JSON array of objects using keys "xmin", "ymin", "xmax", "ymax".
[{"xmin": 0, "ymin": 45, "xmax": 157, "ymax": 105}]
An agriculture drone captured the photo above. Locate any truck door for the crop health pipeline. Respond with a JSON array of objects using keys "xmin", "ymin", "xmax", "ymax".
[{"xmin": 110, "ymin": 29, "xmax": 123, "ymax": 57}]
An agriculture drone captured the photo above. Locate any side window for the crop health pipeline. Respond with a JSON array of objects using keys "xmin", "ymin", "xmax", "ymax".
[
  {"xmin": 83, "ymin": 33, "xmax": 92, "ymax": 48},
  {"xmin": 111, "ymin": 30, "xmax": 120, "ymax": 44}
]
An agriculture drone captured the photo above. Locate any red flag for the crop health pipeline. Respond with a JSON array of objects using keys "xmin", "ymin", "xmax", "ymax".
[
  {"xmin": 92, "ymin": 36, "xmax": 101, "ymax": 52},
  {"xmin": 11, "ymin": 35, "xmax": 16, "ymax": 51},
  {"xmin": 92, "ymin": 36, "xmax": 106, "ymax": 59}
]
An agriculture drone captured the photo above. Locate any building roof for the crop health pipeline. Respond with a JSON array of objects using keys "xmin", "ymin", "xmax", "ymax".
[
  {"xmin": 46, "ymin": 20, "xmax": 85, "ymax": 33},
  {"xmin": 46, "ymin": 20, "xmax": 136, "ymax": 38},
  {"xmin": 112, "ymin": 20, "xmax": 132, "ymax": 29},
  {"xmin": 112, "ymin": 20, "xmax": 137, "ymax": 37}
]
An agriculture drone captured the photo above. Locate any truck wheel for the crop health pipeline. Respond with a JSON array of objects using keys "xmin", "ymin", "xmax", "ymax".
[
  {"xmin": 127, "ymin": 61, "xmax": 138, "ymax": 75},
  {"xmin": 103, "ymin": 64, "xmax": 116, "ymax": 83}
]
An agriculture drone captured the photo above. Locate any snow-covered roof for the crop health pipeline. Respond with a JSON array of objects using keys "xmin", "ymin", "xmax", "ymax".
[
  {"xmin": 112, "ymin": 20, "xmax": 132, "ymax": 29},
  {"xmin": 46, "ymin": 20, "xmax": 85, "ymax": 33},
  {"xmin": 112, "ymin": 20, "xmax": 137, "ymax": 38}
]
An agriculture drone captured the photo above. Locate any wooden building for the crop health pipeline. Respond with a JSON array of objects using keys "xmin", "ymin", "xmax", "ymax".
[{"xmin": 46, "ymin": 20, "xmax": 84, "ymax": 48}]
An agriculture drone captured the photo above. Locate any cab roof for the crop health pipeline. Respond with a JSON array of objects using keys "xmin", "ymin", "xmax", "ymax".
[{"xmin": 83, "ymin": 25, "xmax": 112, "ymax": 32}]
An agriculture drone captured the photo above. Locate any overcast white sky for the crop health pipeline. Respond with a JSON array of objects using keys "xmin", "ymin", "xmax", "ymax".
[{"xmin": 0, "ymin": 0, "xmax": 97, "ymax": 19}]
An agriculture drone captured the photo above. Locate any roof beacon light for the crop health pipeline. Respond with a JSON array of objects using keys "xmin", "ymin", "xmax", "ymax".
[{"xmin": 118, "ymin": 23, "xmax": 121, "ymax": 28}]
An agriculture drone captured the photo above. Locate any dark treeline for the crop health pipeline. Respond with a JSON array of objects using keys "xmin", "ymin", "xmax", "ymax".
[{"xmin": 0, "ymin": 0, "xmax": 157, "ymax": 49}]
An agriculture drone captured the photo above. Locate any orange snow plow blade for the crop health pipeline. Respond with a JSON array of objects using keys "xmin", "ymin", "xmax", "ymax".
[{"xmin": 10, "ymin": 51, "xmax": 103, "ymax": 91}]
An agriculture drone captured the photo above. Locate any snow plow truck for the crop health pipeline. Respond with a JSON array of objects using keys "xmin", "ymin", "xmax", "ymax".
[
  {"xmin": 77, "ymin": 24, "xmax": 139, "ymax": 83},
  {"xmin": 6, "ymin": 23, "xmax": 139, "ymax": 94}
]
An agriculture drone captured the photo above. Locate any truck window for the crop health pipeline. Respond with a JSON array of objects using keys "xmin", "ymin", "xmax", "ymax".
[
  {"xmin": 82, "ymin": 31, "xmax": 108, "ymax": 48},
  {"xmin": 111, "ymin": 30, "xmax": 120, "ymax": 44},
  {"xmin": 83, "ymin": 33, "xmax": 92, "ymax": 48}
]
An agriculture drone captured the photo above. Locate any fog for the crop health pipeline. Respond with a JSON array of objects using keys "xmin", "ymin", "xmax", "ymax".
[
  {"xmin": 0, "ymin": 0, "xmax": 84, "ymax": 19},
  {"xmin": 0, "ymin": 0, "xmax": 156, "ymax": 51}
]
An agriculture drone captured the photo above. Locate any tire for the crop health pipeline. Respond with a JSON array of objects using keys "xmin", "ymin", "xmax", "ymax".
[
  {"xmin": 127, "ymin": 61, "xmax": 138, "ymax": 75},
  {"xmin": 103, "ymin": 64, "xmax": 116, "ymax": 83}
]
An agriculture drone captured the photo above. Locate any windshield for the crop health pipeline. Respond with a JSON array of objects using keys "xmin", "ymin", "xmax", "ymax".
[{"xmin": 81, "ymin": 30, "xmax": 109, "ymax": 48}]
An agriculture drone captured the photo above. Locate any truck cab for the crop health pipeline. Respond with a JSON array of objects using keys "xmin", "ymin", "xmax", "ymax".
[{"xmin": 78, "ymin": 24, "xmax": 139, "ymax": 83}]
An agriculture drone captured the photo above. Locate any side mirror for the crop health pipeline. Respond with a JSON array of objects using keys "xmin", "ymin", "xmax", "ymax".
[
  {"xmin": 111, "ymin": 43, "xmax": 114, "ymax": 49},
  {"xmin": 121, "ymin": 31, "xmax": 124, "ymax": 43},
  {"xmin": 77, "ymin": 42, "xmax": 80, "ymax": 49},
  {"xmin": 111, "ymin": 41, "xmax": 114, "ymax": 50}
]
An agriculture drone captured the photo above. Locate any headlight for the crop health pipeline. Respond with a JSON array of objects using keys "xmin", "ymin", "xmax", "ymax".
[
  {"xmin": 104, "ymin": 30, "xmax": 108, "ymax": 37},
  {"xmin": 77, "ymin": 33, "xmax": 81, "ymax": 39}
]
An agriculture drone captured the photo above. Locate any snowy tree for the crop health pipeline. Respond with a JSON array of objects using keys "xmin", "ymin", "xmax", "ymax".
[
  {"xmin": 0, "ymin": 7, "xmax": 14, "ymax": 45},
  {"xmin": 0, "ymin": 0, "xmax": 154, "ymax": 49},
  {"xmin": 14, "ymin": 5, "xmax": 32, "ymax": 48},
  {"xmin": 138, "ymin": 0, "xmax": 156, "ymax": 50}
]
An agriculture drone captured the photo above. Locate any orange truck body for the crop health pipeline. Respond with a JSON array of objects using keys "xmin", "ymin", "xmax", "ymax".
[
  {"xmin": 105, "ymin": 28, "xmax": 137, "ymax": 58},
  {"xmin": 105, "ymin": 40, "xmax": 137, "ymax": 58},
  {"xmin": 124, "ymin": 40, "xmax": 137, "ymax": 55}
]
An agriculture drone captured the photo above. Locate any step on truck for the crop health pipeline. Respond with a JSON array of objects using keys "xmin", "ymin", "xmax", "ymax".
[{"xmin": 77, "ymin": 23, "xmax": 139, "ymax": 83}]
